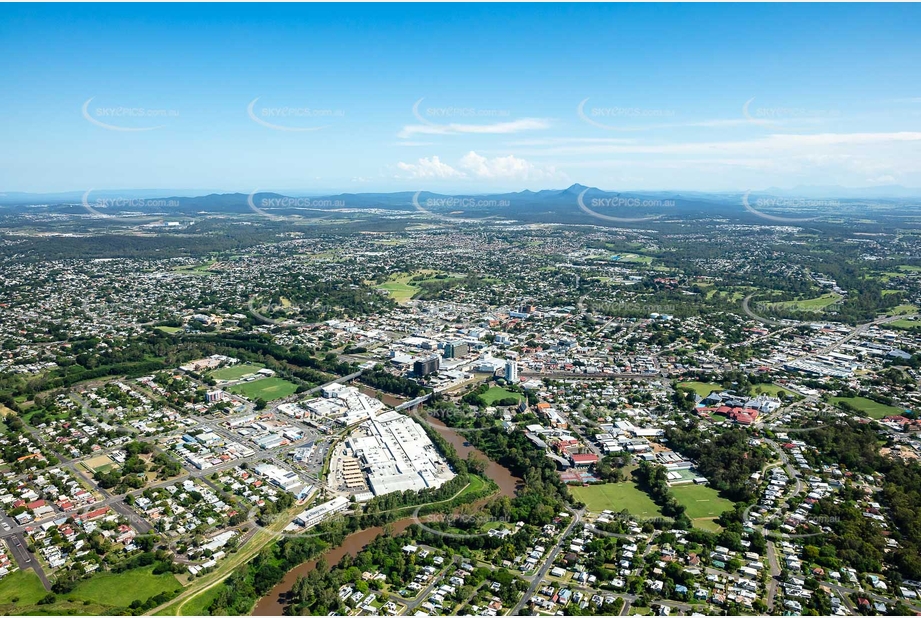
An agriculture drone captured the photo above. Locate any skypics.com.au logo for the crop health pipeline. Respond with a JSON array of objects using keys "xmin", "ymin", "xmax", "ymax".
[
  {"xmin": 246, "ymin": 190, "xmax": 341, "ymax": 222},
  {"xmin": 577, "ymin": 189, "xmax": 674, "ymax": 224},
  {"xmin": 249, "ymin": 501, "xmax": 517, "ymax": 542},
  {"xmin": 423, "ymin": 197, "xmax": 510, "ymax": 209},
  {"xmin": 247, "ymin": 98, "xmax": 345, "ymax": 132},
  {"xmin": 742, "ymin": 97, "xmax": 840, "ymax": 127},
  {"xmin": 577, "ymin": 99, "xmax": 676, "ymax": 131},
  {"xmin": 411, "ymin": 510, "xmax": 515, "ymax": 540},
  {"xmin": 82, "ymin": 98, "xmax": 179, "ymax": 131},
  {"xmin": 741, "ymin": 97, "xmax": 843, "ymax": 225},
  {"xmin": 762, "ymin": 516, "xmax": 842, "ymax": 540},
  {"xmin": 81, "ymin": 190, "xmax": 179, "ymax": 217},
  {"xmin": 415, "ymin": 99, "xmax": 511, "ymax": 121},
  {"xmin": 742, "ymin": 191, "xmax": 838, "ymax": 224},
  {"xmin": 400, "ymin": 98, "xmax": 546, "ymax": 140},
  {"xmin": 411, "ymin": 192, "xmax": 509, "ymax": 222}
]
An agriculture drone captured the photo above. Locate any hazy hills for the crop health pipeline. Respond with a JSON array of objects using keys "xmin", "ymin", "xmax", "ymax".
[{"xmin": 1, "ymin": 184, "xmax": 919, "ymax": 225}]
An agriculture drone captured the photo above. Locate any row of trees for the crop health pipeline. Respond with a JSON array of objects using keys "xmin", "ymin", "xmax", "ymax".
[{"xmin": 632, "ymin": 461, "xmax": 691, "ymax": 528}]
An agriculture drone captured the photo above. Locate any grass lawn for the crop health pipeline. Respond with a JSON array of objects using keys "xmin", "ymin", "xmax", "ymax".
[
  {"xmin": 886, "ymin": 304, "xmax": 917, "ymax": 316},
  {"xmin": 691, "ymin": 518, "xmax": 724, "ymax": 533},
  {"xmin": 229, "ymin": 377, "xmax": 299, "ymax": 401},
  {"xmin": 172, "ymin": 261, "xmax": 217, "ymax": 275},
  {"xmin": 769, "ymin": 293, "xmax": 842, "ymax": 312},
  {"xmin": 0, "ymin": 569, "xmax": 48, "ymax": 606},
  {"xmin": 210, "ymin": 362, "xmax": 264, "ymax": 381},
  {"xmin": 457, "ymin": 473, "xmax": 487, "ymax": 497},
  {"xmin": 176, "ymin": 584, "xmax": 223, "ymax": 616},
  {"xmin": 375, "ymin": 272, "xmax": 432, "ymax": 303},
  {"xmin": 888, "ymin": 319, "xmax": 921, "ymax": 330},
  {"xmin": 670, "ymin": 484, "xmax": 735, "ymax": 530},
  {"xmin": 155, "ymin": 326, "xmax": 182, "ymax": 334},
  {"xmin": 301, "ymin": 251, "xmax": 337, "ymax": 260},
  {"xmin": 677, "ymin": 381, "xmax": 722, "ymax": 398},
  {"xmin": 85, "ymin": 454, "xmax": 116, "ymax": 471},
  {"xmin": 612, "ymin": 253, "xmax": 654, "ymax": 264},
  {"xmin": 830, "ymin": 396, "xmax": 904, "ymax": 419},
  {"xmin": 0, "ymin": 566, "xmax": 181, "ymax": 615},
  {"xmin": 377, "ymin": 279, "xmax": 418, "ymax": 303},
  {"xmin": 717, "ymin": 288, "xmax": 752, "ymax": 302},
  {"xmin": 171, "ymin": 268, "xmax": 214, "ymax": 277},
  {"xmin": 69, "ymin": 566, "xmax": 182, "ymax": 607},
  {"xmin": 375, "ymin": 270, "xmax": 452, "ymax": 303},
  {"xmin": 480, "ymin": 386, "xmax": 522, "ymax": 405},
  {"xmin": 752, "ymin": 383, "xmax": 795, "ymax": 398},
  {"xmin": 571, "ymin": 482, "xmax": 664, "ymax": 521}
]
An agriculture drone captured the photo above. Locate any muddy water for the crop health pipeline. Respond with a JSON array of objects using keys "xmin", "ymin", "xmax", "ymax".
[
  {"xmin": 357, "ymin": 386, "xmax": 405, "ymax": 408},
  {"xmin": 252, "ymin": 519, "xmax": 417, "ymax": 615},
  {"xmin": 252, "ymin": 416, "xmax": 520, "ymax": 616},
  {"xmin": 423, "ymin": 415, "xmax": 522, "ymax": 498}
]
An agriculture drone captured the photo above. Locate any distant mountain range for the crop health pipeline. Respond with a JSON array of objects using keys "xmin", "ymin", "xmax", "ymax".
[{"xmin": 1, "ymin": 184, "xmax": 919, "ymax": 225}]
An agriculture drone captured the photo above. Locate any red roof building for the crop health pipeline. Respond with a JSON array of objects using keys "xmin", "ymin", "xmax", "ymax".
[
  {"xmin": 570, "ymin": 453, "xmax": 599, "ymax": 467},
  {"xmin": 76, "ymin": 506, "xmax": 110, "ymax": 522},
  {"xmin": 554, "ymin": 439, "xmax": 580, "ymax": 454},
  {"xmin": 729, "ymin": 410, "xmax": 757, "ymax": 425}
]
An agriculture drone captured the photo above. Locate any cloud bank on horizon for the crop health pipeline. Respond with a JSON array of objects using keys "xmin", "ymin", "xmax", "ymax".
[{"xmin": 1, "ymin": 3, "xmax": 920, "ymax": 193}]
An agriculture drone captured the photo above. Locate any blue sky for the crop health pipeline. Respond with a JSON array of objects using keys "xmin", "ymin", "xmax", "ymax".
[{"xmin": 2, "ymin": 3, "xmax": 920, "ymax": 194}]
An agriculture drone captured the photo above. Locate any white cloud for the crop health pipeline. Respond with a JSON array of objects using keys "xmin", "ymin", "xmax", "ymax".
[
  {"xmin": 398, "ymin": 118, "xmax": 550, "ymax": 139},
  {"xmin": 396, "ymin": 151, "xmax": 565, "ymax": 182},
  {"xmin": 396, "ymin": 156, "xmax": 464, "ymax": 179},
  {"xmin": 458, "ymin": 151, "xmax": 562, "ymax": 181}
]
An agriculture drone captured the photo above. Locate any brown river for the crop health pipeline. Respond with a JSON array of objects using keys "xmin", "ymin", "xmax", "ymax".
[{"xmin": 252, "ymin": 416, "xmax": 521, "ymax": 615}]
